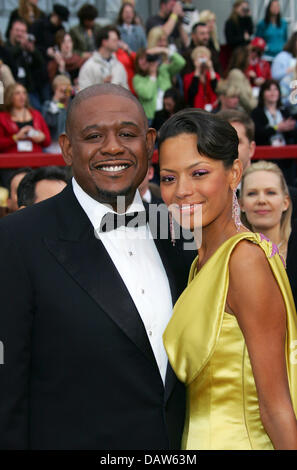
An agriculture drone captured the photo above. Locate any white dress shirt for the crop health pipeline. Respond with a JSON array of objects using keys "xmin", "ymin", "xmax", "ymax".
[{"xmin": 72, "ymin": 178, "xmax": 173, "ymax": 384}]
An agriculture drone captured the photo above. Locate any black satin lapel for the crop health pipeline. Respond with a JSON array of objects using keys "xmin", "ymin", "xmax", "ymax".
[
  {"xmin": 44, "ymin": 233, "xmax": 157, "ymax": 366},
  {"xmin": 164, "ymin": 360, "xmax": 177, "ymax": 403}
]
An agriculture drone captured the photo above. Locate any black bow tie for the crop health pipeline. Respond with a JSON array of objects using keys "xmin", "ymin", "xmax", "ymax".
[{"xmin": 99, "ymin": 211, "xmax": 148, "ymax": 233}]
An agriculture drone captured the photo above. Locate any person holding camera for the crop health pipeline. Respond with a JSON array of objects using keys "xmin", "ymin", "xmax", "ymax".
[
  {"xmin": 4, "ymin": 19, "xmax": 47, "ymax": 111},
  {"xmin": 183, "ymin": 45, "xmax": 220, "ymax": 111},
  {"xmin": 225, "ymin": 0, "xmax": 254, "ymax": 51},
  {"xmin": 5, "ymin": 0, "xmax": 46, "ymax": 40},
  {"xmin": 146, "ymin": 0, "xmax": 188, "ymax": 50},
  {"xmin": 180, "ymin": 1, "xmax": 200, "ymax": 38},
  {"xmin": 47, "ymin": 31, "xmax": 87, "ymax": 85},
  {"xmin": 133, "ymin": 43, "xmax": 185, "ymax": 123},
  {"xmin": 0, "ymin": 82, "xmax": 51, "ymax": 187},
  {"xmin": 0, "ymin": 82, "xmax": 51, "ymax": 153}
]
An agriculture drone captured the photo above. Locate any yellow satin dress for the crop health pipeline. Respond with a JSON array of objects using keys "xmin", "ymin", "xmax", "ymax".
[{"xmin": 164, "ymin": 232, "xmax": 297, "ymax": 450}]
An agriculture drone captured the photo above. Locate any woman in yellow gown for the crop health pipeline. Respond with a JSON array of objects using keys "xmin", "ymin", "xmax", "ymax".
[{"xmin": 158, "ymin": 108, "xmax": 297, "ymax": 450}]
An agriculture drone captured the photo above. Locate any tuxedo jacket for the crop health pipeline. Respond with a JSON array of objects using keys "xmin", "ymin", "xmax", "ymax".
[{"xmin": 0, "ymin": 184, "xmax": 195, "ymax": 450}]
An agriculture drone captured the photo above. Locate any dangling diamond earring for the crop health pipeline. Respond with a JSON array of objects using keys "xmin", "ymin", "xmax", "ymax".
[
  {"xmin": 232, "ymin": 189, "xmax": 242, "ymax": 232},
  {"xmin": 169, "ymin": 212, "xmax": 176, "ymax": 246}
]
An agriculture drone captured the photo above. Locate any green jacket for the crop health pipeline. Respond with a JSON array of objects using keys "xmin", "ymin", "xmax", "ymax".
[
  {"xmin": 133, "ymin": 52, "xmax": 186, "ymax": 120},
  {"xmin": 69, "ymin": 23, "xmax": 102, "ymax": 56}
]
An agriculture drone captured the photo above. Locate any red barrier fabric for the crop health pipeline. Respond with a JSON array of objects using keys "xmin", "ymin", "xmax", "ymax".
[
  {"xmin": 151, "ymin": 145, "xmax": 297, "ymax": 164},
  {"xmin": 0, "ymin": 153, "xmax": 66, "ymax": 168},
  {"xmin": 1, "ymin": 146, "xmax": 297, "ymax": 168}
]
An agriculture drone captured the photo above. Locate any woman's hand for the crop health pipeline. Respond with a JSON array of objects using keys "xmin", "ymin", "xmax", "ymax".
[
  {"xmin": 244, "ymin": 31, "xmax": 250, "ymax": 41},
  {"xmin": 193, "ymin": 57, "xmax": 203, "ymax": 76},
  {"xmin": 29, "ymin": 130, "xmax": 46, "ymax": 144},
  {"xmin": 118, "ymin": 40, "xmax": 132, "ymax": 55},
  {"xmin": 13, "ymin": 125, "xmax": 33, "ymax": 141},
  {"xmin": 277, "ymin": 118, "xmax": 296, "ymax": 132},
  {"xmin": 14, "ymin": 126, "xmax": 45, "ymax": 144}
]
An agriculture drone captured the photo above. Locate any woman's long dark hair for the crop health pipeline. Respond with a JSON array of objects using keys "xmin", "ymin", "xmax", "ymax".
[
  {"xmin": 264, "ymin": 0, "xmax": 281, "ymax": 27},
  {"xmin": 225, "ymin": 46, "xmax": 249, "ymax": 77},
  {"xmin": 116, "ymin": 2, "xmax": 136, "ymax": 25},
  {"xmin": 257, "ymin": 79, "xmax": 282, "ymax": 109},
  {"xmin": 228, "ymin": 0, "xmax": 246, "ymax": 25}
]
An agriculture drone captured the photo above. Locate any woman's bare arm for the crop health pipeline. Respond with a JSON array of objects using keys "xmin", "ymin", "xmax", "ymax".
[{"xmin": 227, "ymin": 240, "xmax": 297, "ymax": 450}]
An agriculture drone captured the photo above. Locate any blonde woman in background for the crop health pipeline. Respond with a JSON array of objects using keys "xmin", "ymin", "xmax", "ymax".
[
  {"xmin": 240, "ymin": 160, "xmax": 292, "ymax": 263},
  {"xmin": 225, "ymin": 46, "xmax": 258, "ymax": 113},
  {"xmin": 183, "ymin": 46, "xmax": 220, "ymax": 111},
  {"xmin": 147, "ymin": 26, "xmax": 175, "ymax": 53}
]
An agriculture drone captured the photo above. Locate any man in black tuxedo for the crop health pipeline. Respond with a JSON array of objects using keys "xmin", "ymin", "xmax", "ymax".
[{"xmin": 0, "ymin": 84, "xmax": 194, "ymax": 450}]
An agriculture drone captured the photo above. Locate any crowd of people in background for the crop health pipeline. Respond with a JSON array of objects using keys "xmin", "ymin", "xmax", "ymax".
[{"xmin": 0, "ymin": 1, "xmax": 297, "ymax": 222}]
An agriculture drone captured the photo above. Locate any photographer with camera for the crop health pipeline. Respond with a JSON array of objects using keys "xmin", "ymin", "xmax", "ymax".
[
  {"xmin": 183, "ymin": 45, "xmax": 220, "ymax": 111},
  {"xmin": 0, "ymin": 82, "xmax": 51, "ymax": 187},
  {"xmin": 225, "ymin": 1, "xmax": 254, "ymax": 51},
  {"xmin": 133, "ymin": 41, "xmax": 185, "ymax": 123},
  {"xmin": 4, "ymin": 19, "xmax": 47, "ymax": 111},
  {"xmin": 47, "ymin": 31, "xmax": 87, "ymax": 86},
  {"xmin": 146, "ymin": 0, "xmax": 188, "ymax": 50},
  {"xmin": 180, "ymin": 0, "xmax": 200, "ymax": 37}
]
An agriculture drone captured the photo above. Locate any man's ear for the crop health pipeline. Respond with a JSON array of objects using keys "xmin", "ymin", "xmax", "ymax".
[
  {"xmin": 59, "ymin": 133, "xmax": 73, "ymax": 167},
  {"xmin": 249, "ymin": 140, "xmax": 256, "ymax": 159},
  {"xmin": 146, "ymin": 127, "xmax": 157, "ymax": 160}
]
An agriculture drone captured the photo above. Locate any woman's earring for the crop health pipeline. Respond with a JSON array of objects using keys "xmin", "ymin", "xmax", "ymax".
[{"xmin": 232, "ymin": 189, "xmax": 242, "ymax": 232}]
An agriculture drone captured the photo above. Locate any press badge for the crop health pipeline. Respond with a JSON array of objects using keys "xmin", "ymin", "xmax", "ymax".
[
  {"xmin": 17, "ymin": 67, "xmax": 26, "ymax": 79},
  {"xmin": 17, "ymin": 140, "xmax": 33, "ymax": 152}
]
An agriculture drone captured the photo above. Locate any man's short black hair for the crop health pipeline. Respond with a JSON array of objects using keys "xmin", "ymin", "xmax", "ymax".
[
  {"xmin": 11, "ymin": 18, "xmax": 27, "ymax": 29},
  {"xmin": 191, "ymin": 22, "xmax": 207, "ymax": 34},
  {"xmin": 77, "ymin": 3, "xmax": 98, "ymax": 23},
  {"xmin": 158, "ymin": 108, "xmax": 239, "ymax": 168},
  {"xmin": 7, "ymin": 167, "xmax": 32, "ymax": 197},
  {"xmin": 216, "ymin": 109, "xmax": 255, "ymax": 143},
  {"xmin": 65, "ymin": 83, "xmax": 148, "ymax": 137},
  {"xmin": 95, "ymin": 25, "xmax": 120, "ymax": 49},
  {"xmin": 17, "ymin": 166, "xmax": 69, "ymax": 207}
]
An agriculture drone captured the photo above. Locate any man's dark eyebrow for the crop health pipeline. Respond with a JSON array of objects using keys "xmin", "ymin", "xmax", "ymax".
[
  {"xmin": 81, "ymin": 125, "xmax": 101, "ymax": 133},
  {"xmin": 81, "ymin": 122, "xmax": 141, "ymax": 133},
  {"xmin": 120, "ymin": 121, "xmax": 140, "ymax": 128}
]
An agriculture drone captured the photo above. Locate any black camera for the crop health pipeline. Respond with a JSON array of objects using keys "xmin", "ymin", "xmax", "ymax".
[
  {"xmin": 146, "ymin": 54, "xmax": 160, "ymax": 62},
  {"xmin": 182, "ymin": 3, "xmax": 195, "ymax": 25}
]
